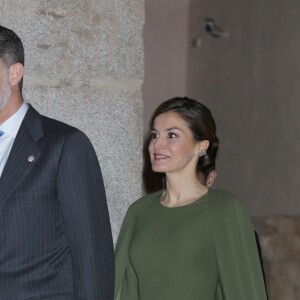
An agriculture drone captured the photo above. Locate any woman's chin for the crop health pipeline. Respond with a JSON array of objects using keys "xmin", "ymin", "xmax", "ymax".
[{"xmin": 151, "ymin": 165, "xmax": 167, "ymax": 173}]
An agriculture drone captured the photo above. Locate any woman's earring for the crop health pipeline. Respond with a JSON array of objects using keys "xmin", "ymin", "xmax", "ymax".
[{"xmin": 197, "ymin": 150, "xmax": 207, "ymax": 157}]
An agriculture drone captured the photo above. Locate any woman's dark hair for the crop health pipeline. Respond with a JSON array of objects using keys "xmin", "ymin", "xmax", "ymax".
[
  {"xmin": 197, "ymin": 161, "xmax": 216, "ymax": 180},
  {"xmin": 150, "ymin": 97, "xmax": 219, "ymax": 171}
]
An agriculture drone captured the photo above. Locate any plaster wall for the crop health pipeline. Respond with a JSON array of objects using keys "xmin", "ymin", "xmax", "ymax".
[
  {"xmin": 143, "ymin": 0, "xmax": 300, "ymax": 216},
  {"xmin": 143, "ymin": 0, "xmax": 190, "ymax": 136},
  {"xmin": 187, "ymin": 0, "xmax": 300, "ymax": 216}
]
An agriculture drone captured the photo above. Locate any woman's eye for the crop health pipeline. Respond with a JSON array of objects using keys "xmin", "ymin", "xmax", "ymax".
[
  {"xmin": 150, "ymin": 132, "xmax": 158, "ymax": 139},
  {"xmin": 168, "ymin": 132, "xmax": 177, "ymax": 138}
]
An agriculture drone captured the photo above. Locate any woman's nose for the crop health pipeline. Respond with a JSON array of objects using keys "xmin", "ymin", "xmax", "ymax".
[{"xmin": 154, "ymin": 136, "xmax": 165, "ymax": 149}]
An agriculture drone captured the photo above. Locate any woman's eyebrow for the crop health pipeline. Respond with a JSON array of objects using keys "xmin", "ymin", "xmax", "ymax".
[
  {"xmin": 151, "ymin": 127, "xmax": 183, "ymax": 132},
  {"xmin": 165, "ymin": 127, "xmax": 182, "ymax": 132}
]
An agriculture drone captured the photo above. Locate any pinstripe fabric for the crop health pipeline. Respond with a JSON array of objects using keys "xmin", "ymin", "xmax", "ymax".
[{"xmin": 0, "ymin": 105, "xmax": 114, "ymax": 299}]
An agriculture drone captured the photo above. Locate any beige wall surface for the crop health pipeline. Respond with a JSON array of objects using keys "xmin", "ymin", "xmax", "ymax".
[
  {"xmin": 143, "ymin": 0, "xmax": 190, "ymax": 136},
  {"xmin": 187, "ymin": 0, "xmax": 300, "ymax": 216},
  {"xmin": 143, "ymin": 0, "xmax": 300, "ymax": 216}
]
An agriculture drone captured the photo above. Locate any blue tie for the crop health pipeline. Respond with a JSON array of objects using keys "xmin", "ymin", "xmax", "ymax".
[{"xmin": 0, "ymin": 130, "xmax": 4, "ymax": 138}]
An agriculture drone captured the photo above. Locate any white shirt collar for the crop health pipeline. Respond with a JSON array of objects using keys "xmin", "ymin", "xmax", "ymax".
[{"xmin": 0, "ymin": 102, "xmax": 29, "ymax": 138}]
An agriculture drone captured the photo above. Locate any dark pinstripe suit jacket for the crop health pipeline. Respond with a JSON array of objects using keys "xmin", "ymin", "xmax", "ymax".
[{"xmin": 0, "ymin": 105, "xmax": 114, "ymax": 299}]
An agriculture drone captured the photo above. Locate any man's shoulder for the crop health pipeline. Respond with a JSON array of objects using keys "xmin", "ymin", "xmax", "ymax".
[
  {"xmin": 27, "ymin": 105, "xmax": 85, "ymax": 139},
  {"xmin": 22, "ymin": 105, "xmax": 95, "ymax": 153},
  {"xmin": 41, "ymin": 114, "xmax": 79, "ymax": 135},
  {"xmin": 41, "ymin": 115, "xmax": 94, "ymax": 152}
]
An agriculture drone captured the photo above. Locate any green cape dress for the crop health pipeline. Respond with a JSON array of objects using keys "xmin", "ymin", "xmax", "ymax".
[{"xmin": 114, "ymin": 189, "xmax": 267, "ymax": 300}]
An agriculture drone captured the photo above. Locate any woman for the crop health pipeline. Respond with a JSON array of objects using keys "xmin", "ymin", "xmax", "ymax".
[{"xmin": 114, "ymin": 97, "xmax": 267, "ymax": 300}]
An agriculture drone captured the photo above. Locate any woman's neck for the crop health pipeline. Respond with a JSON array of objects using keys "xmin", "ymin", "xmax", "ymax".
[{"xmin": 161, "ymin": 172, "xmax": 208, "ymax": 207}]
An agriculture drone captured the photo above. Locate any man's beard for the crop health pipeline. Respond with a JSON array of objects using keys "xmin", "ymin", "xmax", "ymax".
[{"xmin": 0, "ymin": 70, "xmax": 11, "ymax": 112}]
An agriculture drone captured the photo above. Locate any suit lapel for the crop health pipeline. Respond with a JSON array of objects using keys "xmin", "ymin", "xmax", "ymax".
[{"xmin": 0, "ymin": 105, "xmax": 43, "ymax": 208}]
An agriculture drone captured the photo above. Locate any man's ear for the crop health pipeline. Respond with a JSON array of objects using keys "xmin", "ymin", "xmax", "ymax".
[
  {"xmin": 206, "ymin": 170, "xmax": 217, "ymax": 187},
  {"xmin": 8, "ymin": 63, "xmax": 24, "ymax": 87}
]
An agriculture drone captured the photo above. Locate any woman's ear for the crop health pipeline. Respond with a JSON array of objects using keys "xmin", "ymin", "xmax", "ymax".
[
  {"xmin": 206, "ymin": 170, "xmax": 217, "ymax": 187},
  {"xmin": 8, "ymin": 63, "xmax": 24, "ymax": 87},
  {"xmin": 195, "ymin": 140, "xmax": 209, "ymax": 155}
]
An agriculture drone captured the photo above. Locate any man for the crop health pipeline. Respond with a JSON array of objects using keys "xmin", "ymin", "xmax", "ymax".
[{"xmin": 0, "ymin": 25, "xmax": 114, "ymax": 299}]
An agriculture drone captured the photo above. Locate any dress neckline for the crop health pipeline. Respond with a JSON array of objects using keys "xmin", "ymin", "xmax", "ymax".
[{"xmin": 158, "ymin": 189, "xmax": 209, "ymax": 209}]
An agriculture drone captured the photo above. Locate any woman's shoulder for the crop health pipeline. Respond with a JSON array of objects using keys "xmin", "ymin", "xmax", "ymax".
[
  {"xmin": 127, "ymin": 190, "xmax": 164, "ymax": 214},
  {"xmin": 208, "ymin": 188, "xmax": 252, "ymax": 222},
  {"xmin": 208, "ymin": 188, "xmax": 239, "ymax": 201},
  {"xmin": 208, "ymin": 188, "xmax": 245, "ymax": 211},
  {"xmin": 116, "ymin": 190, "xmax": 165, "ymax": 246}
]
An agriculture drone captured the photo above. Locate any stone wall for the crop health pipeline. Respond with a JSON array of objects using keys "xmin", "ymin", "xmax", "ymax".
[
  {"xmin": 1, "ymin": 0, "xmax": 145, "ymax": 241},
  {"xmin": 254, "ymin": 216, "xmax": 300, "ymax": 300}
]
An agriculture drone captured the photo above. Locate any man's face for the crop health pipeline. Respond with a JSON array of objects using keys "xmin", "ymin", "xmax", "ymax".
[{"xmin": 0, "ymin": 60, "xmax": 12, "ymax": 112}]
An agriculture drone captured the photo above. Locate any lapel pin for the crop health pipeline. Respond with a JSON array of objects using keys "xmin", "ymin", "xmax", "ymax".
[{"xmin": 28, "ymin": 155, "xmax": 35, "ymax": 162}]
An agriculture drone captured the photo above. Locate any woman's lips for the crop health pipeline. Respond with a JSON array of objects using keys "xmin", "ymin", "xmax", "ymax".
[{"xmin": 153, "ymin": 153, "xmax": 169, "ymax": 160}]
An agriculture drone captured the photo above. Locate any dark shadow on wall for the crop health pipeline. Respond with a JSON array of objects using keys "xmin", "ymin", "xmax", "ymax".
[
  {"xmin": 142, "ymin": 135, "xmax": 164, "ymax": 193},
  {"xmin": 254, "ymin": 231, "xmax": 269, "ymax": 299}
]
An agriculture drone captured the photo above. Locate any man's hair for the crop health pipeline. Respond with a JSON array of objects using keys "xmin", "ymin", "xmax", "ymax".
[{"xmin": 0, "ymin": 25, "xmax": 24, "ymax": 91}]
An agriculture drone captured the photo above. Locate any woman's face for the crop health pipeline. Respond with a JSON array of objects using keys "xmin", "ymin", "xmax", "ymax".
[{"xmin": 149, "ymin": 111, "xmax": 201, "ymax": 175}]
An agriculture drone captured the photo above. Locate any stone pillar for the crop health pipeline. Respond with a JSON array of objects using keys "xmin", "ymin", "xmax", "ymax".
[
  {"xmin": 254, "ymin": 216, "xmax": 300, "ymax": 300},
  {"xmin": 1, "ymin": 0, "xmax": 145, "ymax": 241}
]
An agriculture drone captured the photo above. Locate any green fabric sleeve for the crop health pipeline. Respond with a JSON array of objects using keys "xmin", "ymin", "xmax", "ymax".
[
  {"xmin": 114, "ymin": 205, "xmax": 136, "ymax": 300},
  {"xmin": 210, "ymin": 190, "xmax": 267, "ymax": 300},
  {"xmin": 114, "ymin": 191, "xmax": 163, "ymax": 300},
  {"xmin": 118, "ymin": 259, "xmax": 139, "ymax": 300}
]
